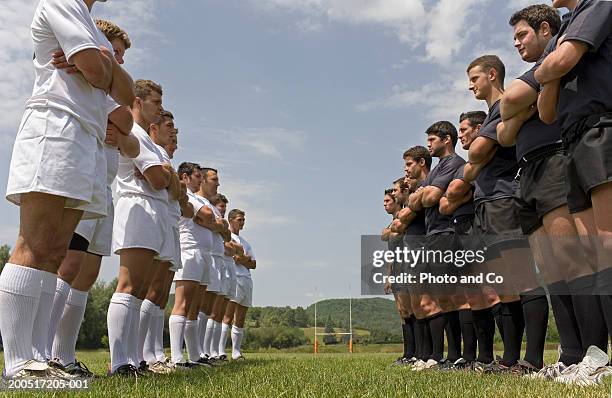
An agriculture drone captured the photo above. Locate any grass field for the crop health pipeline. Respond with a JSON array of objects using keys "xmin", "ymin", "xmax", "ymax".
[{"xmin": 1, "ymin": 350, "xmax": 610, "ymax": 397}]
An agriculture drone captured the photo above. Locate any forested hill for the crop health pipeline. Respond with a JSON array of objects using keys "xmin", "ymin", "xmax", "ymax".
[{"xmin": 305, "ymin": 297, "xmax": 399, "ymax": 331}]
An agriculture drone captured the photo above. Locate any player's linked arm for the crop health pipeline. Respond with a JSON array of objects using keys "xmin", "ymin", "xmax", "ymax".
[
  {"xmin": 421, "ymin": 186, "xmax": 444, "ymax": 208},
  {"xmin": 534, "ymin": 40, "xmax": 588, "ymax": 84},
  {"xmin": 538, "ymin": 80, "xmax": 561, "ymax": 125},
  {"xmin": 381, "ymin": 226, "xmax": 392, "ymax": 241},
  {"xmin": 104, "ymin": 46, "xmax": 135, "ymax": 106},
  {"xmin": 162, "ymin": 164, "xmax": 181, "ymax": 201},
  {"xmin": 193, "ymin": 206, "xmax": 217, "ymax": 229},
  {"xmin": 70, "ymin": 47, "xmax": 113, "ymax": 91},
  {"xmin": 408, "ymin": 188, "xmax": 424, "ymax": 212},
  {"xmin": 463, "ymin": 136, "xmax": 496, "ymax": 183},
  {"xmin": 500, "ymin": 79, "xmax": 538, "ymax": 121},
  {"xmin": 143, "ymin": 165, "xmax": 171, "ymax": 191},
  {"xmin": 497, "ymin": 105, "xmax": 537, "ymax": 147}
]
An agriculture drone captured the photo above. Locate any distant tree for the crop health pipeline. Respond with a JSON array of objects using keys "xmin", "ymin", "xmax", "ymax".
[
  {"xmin": 0, "ymin": 245, "xmax": 10, "ymax": 274},
  {"xmin": 294, "ymin": 307, "xmax": 309, "ymax": 327},
  {"xmin": 78, "ymin": 279, "xmax": 117, "ymax": 348},
  {"xmin": 323, "ymin": 316, "xmax": 337, "ymax": 345}
]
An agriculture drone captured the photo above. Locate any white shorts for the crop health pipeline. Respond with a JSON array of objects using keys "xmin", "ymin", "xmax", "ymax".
[
  {"xmin": 223, "ymin": 257, "xmax": 238, "ymax": 301},
  {"xmin": 6, "ymin": 107, "xmax": 107, "ymax": 220},
  {"xmin": 231, "ymin": 276, "xmax": 253, "ymax": 308},
  {"xmin": 168, "ymin": 226, "xmax": 182, "ymax": 272},
  {"xmin": 74, "ymin": 188, "xmax": 114, "ymax": 256},
  {"xmin": 112, "ymin": 194, "xmax": 174, "ymax": 261},
  {"xmin": 200, "ymin": 251, "xmax": 212, "ymax": 286},
  {"xmin": 207, "ymin": 254, "xmax": 225, "ymax": 294},
  {"xmin": 174, "ymin": 247, "xmax": 204, "ymax": 283}
]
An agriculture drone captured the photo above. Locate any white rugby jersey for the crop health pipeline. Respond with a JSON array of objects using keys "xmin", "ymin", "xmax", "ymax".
[
  {"xmin": 210, "ymin": 204, "xmax": 225, "ymax": 256},
  {"xmin": 231, "ymin": 232, "xmax": 255, "ymax": 277},
  {"xmin": 156, "ymin": 144, "xmax": 181, "ymax": 222},
  {"xmin": 28, "ymin": 0, "xmax": 112, "ymax": 142},
  {"xmin": 115, "ymin": 123, "xmax": 168, "ymax": 202},
  {"xmin": 179, "ymin": 192, "xmax": 213, "ymax": 252}
]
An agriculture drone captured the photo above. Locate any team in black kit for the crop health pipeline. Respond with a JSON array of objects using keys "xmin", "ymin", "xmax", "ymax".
[{"xmin": 381, "ymin": 1, "xmax": 612, "ymax": 385}]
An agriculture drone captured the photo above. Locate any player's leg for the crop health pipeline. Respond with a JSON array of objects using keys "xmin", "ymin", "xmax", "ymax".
[
  {"xmin": 155, "ymin": 269, "xmax": 174, "ymax": 364},
  {"xmin": 232, "ymin": 304, "xmax": 249, "ymax": 360},
  {"xmin": 140, "ymin": 261, "xmax": 171, "ymax": 369},
  {"xmin": 107, "ymin": 248, "xmax": 156, "ymax": 373},
  {"xmin": 185, "ymin": 284, "xmax": 203, "ymax": 363},
  {"xmin": 169, "ymin": 279, "xmax": 198, "ymax": 366},
  {"xmin": 591, "ymin": 182, "xmax": 612, "ymax": 340}
]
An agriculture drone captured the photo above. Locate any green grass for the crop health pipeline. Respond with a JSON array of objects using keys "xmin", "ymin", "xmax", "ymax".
[{"xmin": 1, "ymin": 350, "xmax": 610, "ymax": 397}]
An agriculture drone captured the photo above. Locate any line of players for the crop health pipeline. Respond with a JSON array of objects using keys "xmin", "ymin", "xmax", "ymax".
[
  {"xmin": 0, "ymin": 0, "xmax": 257, "ymax": 380},
  {"xmin": 381, "ymin": 1, "xmax": 612, "ymax": 386}
]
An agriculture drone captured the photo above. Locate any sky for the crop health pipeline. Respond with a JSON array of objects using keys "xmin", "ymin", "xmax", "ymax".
[{"xmin": 0, "ymin": 0, "xmax": 553, "ymax": 307}]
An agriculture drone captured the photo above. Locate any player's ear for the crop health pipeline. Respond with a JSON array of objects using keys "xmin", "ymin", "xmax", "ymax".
[{"xmin": 539, "ymin": 21, "xmax": 551, "ymax": 38}]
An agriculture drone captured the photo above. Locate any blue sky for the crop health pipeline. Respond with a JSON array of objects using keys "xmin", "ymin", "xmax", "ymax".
[{"xmin": 0, "ymin": 0, "xmax": 550, "ymax": 307}]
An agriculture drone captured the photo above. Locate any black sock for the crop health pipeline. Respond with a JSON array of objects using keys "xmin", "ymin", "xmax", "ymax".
[
  {"xmin": 501, "ymin": 300, "xmax": 524, "ymax": 366},
  {"xmin": 568, "ymin": 276, "xmax": 608, "ymax": 354},
  {"xmin": 459, "ymin": 309, "xmax": 477, "ymax": 362},
  {"xmin": 596, "ymin": 295, "xmax": 612, "ymax": 345},
  {"xmin": 414, "ymin": 318, "xmax": 424, "ymax": 360},
  {"xmin": 443, "ymin": 311, "xmax": 462, "ymax": 362},
  {"xmin": 472, "ymin": 308, "xmax": 495, "ymax": 364},
  {"xmin": 426, "ymin": 312, "xmax": 446, "ymax": 362},
  {"xmin": 417, "ymin": 318, "xmax": 432, "ymax": 360},
  {"xmin": 491, "ymin": 302, "xmax": 504, "ymax": 341},
  {"xmin": 402, "ymin": 315, "xmax": 416, "ymax": 359},
  {"xmin": 520, "ymin": 288, "xmax": 548, "ymax": 369},
  {"xmin": 548, "ymin": 281, "xmax": 582, "ymax": 365}
]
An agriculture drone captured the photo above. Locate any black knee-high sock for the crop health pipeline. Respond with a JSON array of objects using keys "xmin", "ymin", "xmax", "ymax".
[
  {"xmin": 548, "ymin": 281, "xmax": 583, "ymax": 365},
  {"xmin": 427, "ymin": 312, "xmax": 446, "ymax": 362},
  {"xmin": 491, "ymin": 302, "xmax": 504, "ymax": 341},
  {"xmin": 417, "ymin": 318, "xmax": 432, "ymax": 360},
  {"xmin": 568, "ymin": 275, "xmax": 608, "ymax": 354},
  {"xmin": 459, "ymin": 309, "xmax": 477, "ymax": 362},
  {"xmin": 414, "ymin": 318, "xmax": 424, "ymax": 360},
  {"xmin": 472, "ymin": 308, "xmax": 495, "ymax": 364},
  {"xmin": 402, "ymin": 315, "xmax": 416, "ymax": 359},
  {"xmin": 595, "ymin": 268, "xmax": 612, "ymax": 343},
  {"xmin": 596, "ymin": 295, "xmax": 612, "ymax": 346},
  {"xmin": 443, "ymin": 311, "xmax": 462, "ymax": 362},
  {"xmin": 520, "ymin": 288, "xmax": 548, "ymax": 369},
  {"xmin": 501, "ymin": 300, "xmax": 524, "ymax": 366}
]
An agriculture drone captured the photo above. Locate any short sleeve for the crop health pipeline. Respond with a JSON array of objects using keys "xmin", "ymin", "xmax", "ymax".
[
  {"xmin": 42, "ymin": 0, "xmax": 100, "ymax": 63},
  {"xmin": 517, "ymin": 66, "xmax": 540, "ymax": 93},
  {"xmin": 105, "ymin": 97, "xmax": 121, "ymax": 115},
  {"xmin": 133, "ymin": 136, "xmax": 164, "ymax": 173},
  {"xmin": 563, "ymin": 0, "xmax": 612, "ymax": 52},
  {"xmin": 189, "ymin": 195, "xmax": 205, "ymax": 218},
  {"xmin": 430, "ymin": 158, "xmax": 462, "ymax": 191}
]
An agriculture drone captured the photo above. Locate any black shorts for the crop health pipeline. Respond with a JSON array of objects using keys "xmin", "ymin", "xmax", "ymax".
[
  {"xmin": 515, "ymin": 151, "xmax": 567, "ymax": 235},
  {"xmin": 68, "ymin": 232, "xmax": 90, "ymax": 252},
  {"xmin": 425, "ymin": 232, "xmax": 460, "ymax": 294},
  {"xmin": 474, "ymin": 198, "xmax": 528, "ymax": 256},
  {"xmin": 564, "ymin": 121, "xmax": 612, "ymax": 214}
]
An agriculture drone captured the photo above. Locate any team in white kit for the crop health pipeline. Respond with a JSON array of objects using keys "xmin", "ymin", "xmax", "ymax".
[{"xmin": 0, "ymin": 0, "xmax": 257, "ymax": 379}]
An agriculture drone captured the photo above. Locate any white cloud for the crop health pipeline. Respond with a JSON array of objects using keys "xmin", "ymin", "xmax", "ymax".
[{"xmin": 207, "ymin": 126, "xmax": 306, "ymax": 159}]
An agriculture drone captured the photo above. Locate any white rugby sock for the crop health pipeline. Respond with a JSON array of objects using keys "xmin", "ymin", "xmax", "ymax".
[
  {"xmin": 0, "ymin": 264, "xmax": 43, "ymax": 377},
  {"xmin": 198, "ymin": 312, "xmax": 208, "ymax": 356},
  {"xmin": 139, "ymin": 299, "xmax": 157, "ymax": 364},
  {"xmin": 169, "ymin": 315, "xmax": 186, "ymax": 364},
  {"xmin": 52, "ymin": 288, "xmax": 88, "ymax": 366},
  {"xmin": 32, "ymin": 271, "xmax": 57, "ymax": 362},
  {"xmin": 210, "ymin": 321, "xmax": 222, "ymax": 357},
  {"xmin": 218, "ymin": 322, "xmax": 230, "ymax": 357},
  {"xmin": 231, "ymin": 325, "xmax": 244, "ymax": 359},
  {"xmin": 155, "ymin": 307, "xmax": 165, "ymax": 361},
  {"xmin": 184, "ymin": 319, "xmax": 201, "ymax": 362},
  {"xmin": 107, "ymin": 293, "xmax": 136, "ymax": 372},
  {"xmin": 202, "ymin": 318, "xmax": 215, "ymax": 357},
  {"xmin": 46, "ymin": 278, "xmax": 71, "ymax": 359},
  {"xmin": 127, "ymin": 298, "xmax": 143, "ymax": 366}
]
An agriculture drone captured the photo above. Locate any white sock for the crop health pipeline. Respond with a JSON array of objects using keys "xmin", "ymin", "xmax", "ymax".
[
  {"xmin": 32, "ymin": 271, "xmax": 57, "ymax": 362},
  {"xmin": 139, "ymin": 299, "xmax": 157, "ymax": 365},
  {"xmin": 155, "ymin": 307, "xmax": 165, "ymax": 362},
  {"xmin": 218, "ymin": 323, "xmax": 230, "ymax": 357},
  {"xmin": 169, "ymin": 315, "xmax": 186, "ymax": 364},
  {"xmin": 231, "ymin": 325, "xmax": 244, "ymax": 359},
  {"xmin": 0, "ymin": 264, "xmax": 43, "ymax": 377},
  {"xmin": 210, "ymin": 321, "xmax": 222, "ymax": 357},
  {"xmin": 107, "ymin": 293, "xmax": 136, "ymax": 372},
  {"xmin": 202, "ymin": 318, "xmax": 215, "ymax": 357},
  {"xmin": 46, "ymin": 278, "xmax": 71, "ymax": 360},
  {"xmin": 198, "ymin": 312, "xmax": 208, "ymax": 356},
  {"xmin": 184, "ymin": 319, "xmax": 201, "ymax": 362},
  {"xmin": 52, "ymin": 288, "xmax": 88, "ymax": 366},
  {"xmin": 127, "ymin": 298, "xmax": 143, "ymax": 366}
]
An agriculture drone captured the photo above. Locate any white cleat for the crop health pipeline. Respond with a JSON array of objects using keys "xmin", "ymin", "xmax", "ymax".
[{"xmin": 554, "ymin": 346, "xmax": 610, "ymax": 386}]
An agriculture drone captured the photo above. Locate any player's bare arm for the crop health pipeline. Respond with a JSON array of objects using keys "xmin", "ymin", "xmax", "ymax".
[
  {"xmin": 534, "ymin": 40, "xmax": 588, "ymax": 84},
  {"xmin": 69, "ymin": 47, "xmax": 113, "ymax": 91},
  {"xmin": 162, "ymin": 164, "xmax": 181, "ymax": 201},
  {"xmin": 500, "ymin": 79, "xmax": 538, "ymax": 121},
  {"xmin": 104, "ymin": 47, "xmax": 135, "ymax": 106},
  {"xmin": 463, "ymin": 136, "xmax": 497, "ymax": 183},
  {"xmin": 381, "ymin": 226, "xmax": 392, "ymax": 241},
  {"xmin": 142, "ymin": 164, "xmax": 171, "ymax": 191},
  {"xmin": 408, "ymin": 187, "xmax": 424, "ymax": 212},
  {"xmin": 538, "ymin": 79, "xmax": 561, "ymax": 124},
  {"xmin": 497, "ymin": 105, "xmax": 537, "ymax": 147},
  {"xmin": 421, "ymin": 186, "xmax": 444, "ymax": 208},
  {"xmin": 193, "ymin": 205, "xmax": 218, "ymax": 230}
]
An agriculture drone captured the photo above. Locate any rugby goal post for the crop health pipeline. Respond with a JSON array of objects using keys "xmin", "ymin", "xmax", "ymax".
[{"xmin": 313, "ymin": 296, "xmax": 353, "ymax": 353}]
